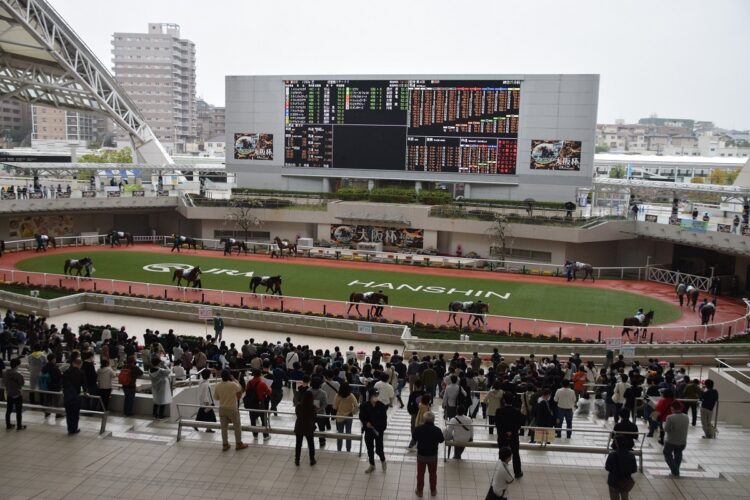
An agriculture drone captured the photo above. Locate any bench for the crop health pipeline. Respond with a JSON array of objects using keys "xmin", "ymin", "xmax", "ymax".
[
  {"xmin": 444, "ymin": 439, "xmax": 644, "ymax": 472},
  {"xmin": 177, "ymin": 418, "xmax": 363, "ymax": 456}
]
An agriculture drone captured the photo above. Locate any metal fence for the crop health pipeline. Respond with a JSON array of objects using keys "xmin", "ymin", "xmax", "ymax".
[{"xmin": 2, "ymin": 267, "xmax": 748, "ymax": 344}]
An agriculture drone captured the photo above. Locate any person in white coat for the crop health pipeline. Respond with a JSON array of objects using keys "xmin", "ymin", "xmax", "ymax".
[
  {"xmin": 193, "ymin": 369, "xmax": 216, "ymax": 433},
  {"xmin": 488, "ymin": 447, "xmax": 514, "ymax": 499},
  {"xmin": 446, "ymin": 406, "xmax": 474, "ymax": 459},
  {"xmin": 149, "ymin": 357, "xmax": 172, "ymax": 420}
]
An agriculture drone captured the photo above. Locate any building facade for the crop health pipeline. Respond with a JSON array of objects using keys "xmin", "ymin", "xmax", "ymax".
[
  {"xmin": 31, "ymin": 106, "xmax": 112, "ymax": 151},
  {"xmin": 0, "ymin": 99, "xmax": 31, "ymax": 147},
  {"xmin": 112, "ymin": 23, "xmax": 197, "ymax": 154}
]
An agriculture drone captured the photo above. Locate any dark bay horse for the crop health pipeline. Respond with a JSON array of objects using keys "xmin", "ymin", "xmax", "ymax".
[
  {"xmin": 35, "ymin": 234, "xmax": 56, "ymax": 252},
  {"xmin": 271, "ymin": 236, "xmax": 297, "ymax": 259},
  {"xmin": 220, "ymin": 237, "xmax": 247, "ymax": 256},
  {"xmin": 448, "ymin": 300, "xmax": 490, "ymax": 327},
  {"xmin": 347, "ymin": 291, "xmax": 388, "ymax": 317},
  {"xmin": 0, "ymin": 240, "xmax": 4, "ymax": 257},
  {"xmin": 172, "ymin": 266, "xmax": 202, "ymax": 288},
  {"xmin": 621, "ymin": 310, "xmax": 654, "ymax": 341},
  {"xmin": 64, "ymin": 257, "xmax": 93, "ymax": 277},
  {"xmin": 171, "ymin": 234, "xmax": 199, "ymax": 252},
  {"xmin": 107, "ymin": 230, "xmax": 134, "ymax": 247},
  {"xmin": 250, "ymin": 275, "xmax": 282, "ymax": 295}
]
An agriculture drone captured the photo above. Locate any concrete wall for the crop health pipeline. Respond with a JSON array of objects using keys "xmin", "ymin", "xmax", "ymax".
[
  {"xmin": 225, "ymin": 74, "xmax": 599, "ymax": 202},
  {"xmin": 709, "ymin": 367, "xmax": 750, "ymax": 427}
]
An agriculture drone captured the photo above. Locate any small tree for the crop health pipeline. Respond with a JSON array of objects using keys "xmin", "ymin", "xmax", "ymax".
[
  {"xmin": 225, "ymin": 200, "xmax": 262, "ymax": 239},
  {"xmin": 78, "ymin": 147, "xmax": 133, "ymax": 163},
  {"xmin": 609, "ymin": 165, "xmax": 626, "ymax": 178},
  {"xmin": 486, "ymin": 214, "xmax": 513, "ymax": 265},
  {"xmin": 595, "ymin": 144, "xmax": 610, "ymax": 153}
]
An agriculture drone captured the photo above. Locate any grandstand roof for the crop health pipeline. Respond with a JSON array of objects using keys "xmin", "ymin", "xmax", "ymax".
[{"xmin": 595, "ymin": 153, "xmax": 748, "ymax": 167}]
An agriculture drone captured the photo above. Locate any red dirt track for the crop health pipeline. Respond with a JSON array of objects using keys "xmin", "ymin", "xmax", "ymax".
[{"xmin": 2, "ymin": 244, "xmax": 747, "ymax": 344}]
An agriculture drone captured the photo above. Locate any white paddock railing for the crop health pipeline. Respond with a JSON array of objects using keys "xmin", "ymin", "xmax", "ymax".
[
  {"xmin": 1, "ymin": 267, "xmax": 748, "ymax": 344},
  {"xmin": 646, "ymin": 266, "xmax": 712, "ymax": 292}
]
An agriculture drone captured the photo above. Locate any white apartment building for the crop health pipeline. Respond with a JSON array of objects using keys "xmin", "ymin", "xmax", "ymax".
[{"xmin": 112, "ymin": 23, "xmax": 197, "ymax": 154}]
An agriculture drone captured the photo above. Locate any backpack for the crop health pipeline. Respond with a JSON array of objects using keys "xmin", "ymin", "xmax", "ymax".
[
  {"xmin": 243, "ymin": 382, "xmax": 262, "ymax": 409},
  {"xmin": 407, "ymin": 393, "xmax": 422, "ymax": 416},
  {"xmin": 118, "ymin": 367, "xmax": 133, "ymax": 386},
  {"xmin": 38, "ymin": 371, "xmax": 51, "ymax": 391},
  {"xmin": 456, "ymin": 388, "xmax": 470, "ymax": 412},
  {"xmin": 476, "ymin": 376, "xmax": 487, "ymax": 392}
]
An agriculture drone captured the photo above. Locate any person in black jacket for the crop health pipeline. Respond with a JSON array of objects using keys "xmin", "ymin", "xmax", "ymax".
[
  {"xmin": 42, "ymin": 353, "xmax": 63, "ymax": 419},
  {"xmin": 612, "ymin": 409, "xmax": 639, "ymax": 451},
  {"xmin": 407, "ymin": 380, "xmax": 426, "ymax": 449},
  {"xmin": 496, "ymin": 393, "xmax": 524, "ymax": 478},
  {"xmin": 605, "ymin": 447, "xmax": 637, "ymax": 499},
  {"xmin": 294, "ymin": 391, "xmax": 317, "ymax": 466},
  {"xmin": 62, "ymin": 358, "xmax": 84, "ymax": 434},
  {"xmin": 412, "ymin": 412, "xmax": 444, "ymax": 497},
  {"xmin": 532, "ymin": 389, "xmax": 555, "ymax": 444},
  {"xmin": 81, "ymin": 351, "xmax": 98, "ymax": 410},
  {"xmin": 359, "ymin": 389, "xmax": 388, "ymax": 473}
]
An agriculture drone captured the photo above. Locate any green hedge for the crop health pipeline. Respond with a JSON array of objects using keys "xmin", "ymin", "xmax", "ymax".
[
  {"xmin": 368, "ymin": 188, "xmax": 416, "ymax": 204},
  {"xmin": 417, "ymin": 190, "xmax": 452, "ymax": 205},
  {"xmin": 336, "ymin": 188, "xmax": 369, "ymax": 201},
  {"xmin": 464, "ymin": 198, "xmax": 567, "ymax": 209},
  {"xmin": 231, "ymin": 188, "xmax": 334, "ymax": 199}
]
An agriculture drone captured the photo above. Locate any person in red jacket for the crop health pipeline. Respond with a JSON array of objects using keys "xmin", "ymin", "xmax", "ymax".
[
  {"xmin": 245, "ymin": 369, "xmax": 272, "ymax": 440},
  {"xmin": 649, "ymin": 388, "xmax": 675, "ymax": 444}
]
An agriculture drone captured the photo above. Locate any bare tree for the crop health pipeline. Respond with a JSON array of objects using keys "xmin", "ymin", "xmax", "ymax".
[
  {"xmin": 486, "ymin": 214, "xmax": 513, "ymax": 266},
  {"xmin": 225, "ymin": 200, "xmax": 262, "ymax": 239}
]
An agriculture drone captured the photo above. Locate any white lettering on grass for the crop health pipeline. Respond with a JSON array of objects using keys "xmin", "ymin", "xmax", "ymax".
[{"xmin": 346, "ymin": 280, "xmax": 510, "ymax": 300}]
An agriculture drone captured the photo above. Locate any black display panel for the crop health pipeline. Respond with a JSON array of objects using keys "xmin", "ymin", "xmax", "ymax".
[{"xmin": 284, "ymin": 79, "xmax": 520, "ymax": 174}]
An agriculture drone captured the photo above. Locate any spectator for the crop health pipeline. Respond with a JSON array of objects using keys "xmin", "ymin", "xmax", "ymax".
[
  {"xmin": 193, "ymin": 369, "xmax": 216, "ymax": 433},
  {"xmin": 374, "ymin": 371, "xmax": 396, "ymax": 408},
  {"xmin": 294, "ymin": 390, "xmax": 317, "ymax": 466},
  {"xmin": 446, "ymin": 405, "xmax": 473, "ymax": 460},
  {"xmin": 309, "ymin": 377, "xmax": 329, "ymax": 447},
  {"xmin": 485, "ymin": 381, "xmax": 504, "ymax": 435},
  {"xmin": 605, "ymin": 445, "xmax": 637, "ymax": 500},
  {"xmin": 532, "ymin": 389, "xmax": 555, "ymax": 444},
  {"xmin": 27, "ymin": 344, "xmax": 45, "ymax": 404},
  {"xmin": 121, "ymin": 356, "xmax": 143, "ymax": 417},
  {"xmin": 554, "ymin": 379, "xmax": 576, "ymax": 438},
  {"xmin": 681, "ymin": 377, "xmax": 701, "ymax": 426},
  {"xmin": 149, "ymin": 357, "xmax": 172, "ymax": 420},
  {"xmin": 612, "ymin": 408, "xmax": 638, "ymax": 451},
  {"xmin": 663, "ymin": 401, "xmax": 689, "ymax": 476},
  {"xmin": 213, "ymin": 313, "xmax": 224, "ymax": 342},
  {"xmin": 496, "ymin": 392, "xmax": 524, "ymax": 478},
  {"xmin": 700, "ymin": 379, "xmax": 719, "ymax": 439},
  {"xmin": 62, "ymin": 357, "xmax": 84, "ymax": 434},
  {"xmin": 333, "ymin": 382, "xmax": 359, "ymax": 452},
  {"xmin": 407, "ymin": 379, "xmax": 426, "ymax": 449},
  {"xmin": 412, "ymin": 411, "xmax": 444, "ymax": 497},
  {"xmin": 360, "ymin": 388, "xmax": 388, "ymax": 473},
  {"xmin": 3, "ymin": 358, "xmax": 25, "ymax": 430},
  {"xmin": 96, "ymin": 359, "xmax": 116, "ymax": 410},
  {"xmin": 576, "ymin": 392, "xmax": 591, "ymax": 416},
  {"xmin": 442, "ymin": 375, "xmax": 464, "ymax": 419},
  {"xmin": 42, "ymin": 353, "xmax": 63, "ymax": 419},
  {"xmin": 244, "ymin": 369, "xmax": 271, "ymax": 440},
  {"xmin": 213, "ymin": 369, "xmax": 247, "ymax": 451},
  {"xmin": 650, "ymin": 388, "xmax": 675, "ymax": 444},
  {"xmin": 488, "ymin": 447, "xmax": 514, "ymax": 499}
]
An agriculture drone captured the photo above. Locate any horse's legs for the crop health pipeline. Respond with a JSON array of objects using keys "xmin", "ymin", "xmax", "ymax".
[
  {"xmin": 347, "ymin": 303, "xmax": 353, "ymax": 315},
  {"xmin": 448, "ymin": 312, "xmax": 455, "ymax": 324}
]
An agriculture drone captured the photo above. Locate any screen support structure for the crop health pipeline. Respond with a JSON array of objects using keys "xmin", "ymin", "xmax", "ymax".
[{"xmin": 0, "ymin": 0, "xmax": 173, "ymax": 165}]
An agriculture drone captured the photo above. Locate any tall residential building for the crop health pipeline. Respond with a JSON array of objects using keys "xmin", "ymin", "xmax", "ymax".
[
  {"xmin": 196, "ymin": 98, "xmax": 225, "ymax": 144},
  {"xmin": 112, "ymin": 23, "xmax": 197, "ymax": 154},
  {"xmin": 0, "ymin": 99, "xmax": 31, "ymax": 147}
]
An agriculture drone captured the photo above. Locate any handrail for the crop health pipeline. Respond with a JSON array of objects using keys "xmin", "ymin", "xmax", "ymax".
[
  {"xmin": 714, "ymin": 357, "xmax": 750, "ymax": 383},
  {"xmin": 10, "ymin": 388, "xmax": 108, "ymax": 434}
]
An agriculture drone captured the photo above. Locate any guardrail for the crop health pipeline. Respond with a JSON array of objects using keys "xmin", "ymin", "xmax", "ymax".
[
  {"xmin": 1, "ymin": 389, "xmax": 108, "ymax": 434},
  {"xmin": 175, "ymin": 403, "xmax": 363, "ymax": 455},
  {"xmin": 443, "ymin": 425, "xmax": 646, "ymax": 471},
  {"xmin": 1, "ymin": 266, "xmax": 747, "ymax": 344}
]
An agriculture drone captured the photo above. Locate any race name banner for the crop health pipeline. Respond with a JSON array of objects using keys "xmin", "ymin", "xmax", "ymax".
[
  {"xmin": 57, "ymin": 192, "xmax": 71, "ymax": 198},
  {"xmin": 680, "ymin": 219, "xmax": 708, "ymax": 233},
  {"xmin": 668, "ymin": 216, "xmax": 680, "ymax": 225},
  {"xmin": 717, "ymin": 223, "xmax": 732, "ymax": 233},
  {"xmin": 82, "ymin": 191, "xmax": 96, "ymax": 198},
  {"xmin": 330, "ymin": 224, "xmax": 424, "ymax": 249},
  {"xmin": 107, "ymin": 191, "xmax": 121, "ymax": 198},
  {"xmin": 645, "ymin": 214, "xmax": 658, "ymax": 223},
  {"xmin": 234, "ymin": 132, "xmax": 273, "ymax": 160},
  {"xmin": 2, "ymin": 193, "xmax": 16, "ymax": 200},
  {"xmin": 132, "ymin": 190, "xmax": 145, "ymax": 197},
  {"xmin": 29, "ymin": 191, "xmax": 43, "ymax": 199},
  {"xmin": 529, "ymin": 139, "xmax": 582, "ymax": 171},
  {"xmin": 157, "ymin": 190, "xmax": 170, "ymax": 197}
]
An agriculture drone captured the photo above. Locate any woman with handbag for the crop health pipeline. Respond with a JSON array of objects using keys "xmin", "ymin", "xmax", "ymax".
[
  {"xmin": 487, "ymin": 447, "xmax": 514, "ymax": 499},
  {"xmin": 605, "ymin": 446, "xmax": 637, "ymax": 499},
  {"xmin": 194, "ymin": 369, "xmax": 216, "ymax": 433}
]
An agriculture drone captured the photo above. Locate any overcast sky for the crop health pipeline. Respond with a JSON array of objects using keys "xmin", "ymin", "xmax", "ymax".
[{"xmin": 52, "ymin": 0, "xmax": 749, "ymax": 129}]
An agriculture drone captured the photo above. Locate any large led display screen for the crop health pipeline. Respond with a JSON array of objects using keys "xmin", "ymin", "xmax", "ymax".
[
  {"xmin": 284, "ymin": 80, "xmax": 520, "ymax": 174},
  {"xmin": 529, "ymin": 140, "xmax": 582, "ymax": 171}
]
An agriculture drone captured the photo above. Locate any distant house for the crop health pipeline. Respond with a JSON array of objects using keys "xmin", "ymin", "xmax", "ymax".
[{"xmin": 204, "ymin": 135, "xmax": 225, "ymax": 157}]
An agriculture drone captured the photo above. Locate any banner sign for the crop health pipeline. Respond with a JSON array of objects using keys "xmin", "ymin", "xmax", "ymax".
[
  {"xmin": 644, "ymin": 214, "xmax": 658, "ymax": 223},
  {"xmin": 29, "ymin": 191, "xmax": 43, "ymax": 199},
  {"xmin": 680, "ymin": 219, "xmax": 708, "ymax": 233},
  {"xmin": 82, "ymin": 191, "xmax": 96, "ymax": 198},
  {"xmin": 107, "ymin": 191, "xmax": 121, "ymax": 198},
  {"xmin": 157, "ymin": 190, "xmax": 170, "ymax": 197},
  {"xmin": 132, "ymin": 190, "xmax": 145, "ymax": 197},
  {"xmin": 717, "ymin": 223, "xmax": 732, "ymax": 233},
  {"xmin": 57, "ymin": 192, "xmax": 71, "ymax": 198},
  {"xmin": 234, "ymin": 133, "xmax": 273, "ymax": 160},
  {"xmin": 330, "ymin": 224, "xmax": 424, "ymax": 249},
  {"xmin": 529, "ymin": 140, "xmax": 582, "ymax": 171}
]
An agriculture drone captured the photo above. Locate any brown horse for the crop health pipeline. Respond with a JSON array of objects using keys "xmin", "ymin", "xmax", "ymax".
[
  {"xmin": 63, "ymin": 257, "xmax": 93, "ymax": 277},
  {"xmin": 448, "ymin": 300, "xmax": 490, "ymax": 327},
  {"xmin": 250, "ymin": 275, "xmax": 283, "ymax": 295},
  {"xmin": 347, "ymin": 291, "xmax": 388, "ymax": 317},
  {"xmin": 172, "ymin": 266, "xmax": 202, "ymax": 288},
  {"xmin": 271, "ymin": 236, "xmax": 296, "ymax": 258},
  {"xmin": 621, "ymin": 310, "xmax": 654, "ymax": 341}
]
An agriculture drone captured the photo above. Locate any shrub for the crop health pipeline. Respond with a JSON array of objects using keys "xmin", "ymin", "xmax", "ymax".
[
  {"xmin": 368, "ymin": 188, "xmax": 416, "ymax": 204},
  {"xmin": 336, "ymin": 188, "xmax": 368, "ymax": 201},
  {"xmin": 417, "ymin": 190, "xmax": 452, "ymax": 205}
]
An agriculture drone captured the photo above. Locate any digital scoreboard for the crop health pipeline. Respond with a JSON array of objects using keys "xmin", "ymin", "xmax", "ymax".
[{"xmin": 284, "ymin": 79, "xmax": 520, "ymax": 174}]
